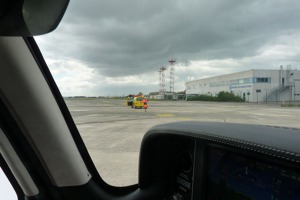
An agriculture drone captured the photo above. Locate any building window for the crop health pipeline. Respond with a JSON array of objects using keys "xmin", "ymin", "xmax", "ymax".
[
  {"xmin": 230, "ymin": 80, "xmax": 239, "ymax": 85},
  {"xmin": 255, "ymin": 77, "xmax": 271, "ymax": 83},
  {"xmin": 243, "ymin": 78, "xmax": 252, "ymax": 83}
]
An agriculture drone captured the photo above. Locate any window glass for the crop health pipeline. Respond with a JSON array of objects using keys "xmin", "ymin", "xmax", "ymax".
[
  {"xmin": 34, "ymin": 0, "xmax": 300, "ymax": 187},
  {"xmin": 0, "ymin": 168, "xmax": 17, "ymax": 200}
]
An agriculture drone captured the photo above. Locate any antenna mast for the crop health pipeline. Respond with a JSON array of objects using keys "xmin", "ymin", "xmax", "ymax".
[
  {"xmin": 169, "ymin": 59, "xmax": 176, "ymax": 94},
  {"xmin": 158, "ymin": 66, "xmax": 167, "ymax": 98}
]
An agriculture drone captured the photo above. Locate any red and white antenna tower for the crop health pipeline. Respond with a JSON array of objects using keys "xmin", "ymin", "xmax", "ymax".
[
  {"xmin": 169, "ymin": 59, "xmax": 176, "ymax": 93},
  {"xmin": 158, "ymin": 66, "xmax": 166, "ymax": 96}
]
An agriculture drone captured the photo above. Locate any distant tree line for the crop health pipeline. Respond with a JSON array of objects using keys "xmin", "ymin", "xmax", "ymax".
[{"xmin": 187, "ymin": 91, "xmax": 244, "ymax": 102}]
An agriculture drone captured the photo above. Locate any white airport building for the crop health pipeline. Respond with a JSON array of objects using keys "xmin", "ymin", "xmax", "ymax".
[{"xmin": 185, "ymin": 68, "xmax": 300, "ymax": 103}]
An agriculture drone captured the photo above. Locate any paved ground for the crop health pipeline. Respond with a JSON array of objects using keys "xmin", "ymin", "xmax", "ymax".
[{"xmin": 65, "ymin": 98, "xmax": 300, "ymax": 186}]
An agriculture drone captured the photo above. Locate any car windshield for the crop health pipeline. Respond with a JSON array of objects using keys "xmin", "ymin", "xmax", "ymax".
[{"xmin": 35, "ymin": 0, "xmax": 300, "ymax": 187}]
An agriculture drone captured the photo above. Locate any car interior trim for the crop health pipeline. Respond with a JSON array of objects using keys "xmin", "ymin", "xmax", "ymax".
[
  {"xmin": 0, "ymin": 128, "xmax": 39, "ymax": 196},
  {"xmin": 0, "ymin": 37, "xmax": 91, "ymax": 187}
]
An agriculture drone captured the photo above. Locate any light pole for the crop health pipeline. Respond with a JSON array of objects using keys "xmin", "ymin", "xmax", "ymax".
[
  {"xmin": 290, "ymin": 73, "xmax": 294, "ymax": 102},
  {"xmin": 294, "ymin": 79, "xmax": 300, "ymax": 101},
  {"xmin": 265, "ymin": 89, "xmax": 268, "ymax": 104}
]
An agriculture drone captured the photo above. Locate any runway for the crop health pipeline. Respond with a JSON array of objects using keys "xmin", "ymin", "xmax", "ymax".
[{"xmin": 65, "ymin": 98, "xmax": 300, "ymax": 186}]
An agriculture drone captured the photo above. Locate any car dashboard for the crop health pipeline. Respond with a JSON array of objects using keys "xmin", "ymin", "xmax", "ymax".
[{"xmin": 138, "ymin": 122, "xmax": 300, "ymax": 200}]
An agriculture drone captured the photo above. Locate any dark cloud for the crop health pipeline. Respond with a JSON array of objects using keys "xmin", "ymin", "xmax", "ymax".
[{"xmin": 36, "ymin": 0, "xmax": 300, "ymax": 95}]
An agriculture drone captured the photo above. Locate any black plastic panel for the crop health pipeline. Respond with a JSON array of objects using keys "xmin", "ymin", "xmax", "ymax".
[{"xmin": 140, "ymin": 122, "xmax": 300, "ymax": 200}]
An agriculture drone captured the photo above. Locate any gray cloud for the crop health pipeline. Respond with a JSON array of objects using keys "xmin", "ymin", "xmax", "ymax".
[{"xmin": 36, "ymin": 0, "xmax": 300, "ymax": 95}]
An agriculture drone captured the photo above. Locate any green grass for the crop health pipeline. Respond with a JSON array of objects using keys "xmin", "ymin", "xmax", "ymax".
[
  {"xmin": 187, "ymin": 91, "xmax": 244, "ymax": 102},
  {"xmin": 281, "ymin": 104, "xmax": 300, "ymax": 107}
]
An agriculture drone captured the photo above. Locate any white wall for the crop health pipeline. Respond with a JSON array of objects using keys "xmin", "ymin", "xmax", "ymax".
[{"xmin": 186, "ymin": 69, "xmax": 300, "ymax": 102}]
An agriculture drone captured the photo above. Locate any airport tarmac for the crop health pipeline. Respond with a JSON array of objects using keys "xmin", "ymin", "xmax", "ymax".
[{"xmin": 65, "ymin": 98, "xmax": 300, "ymax": 186}]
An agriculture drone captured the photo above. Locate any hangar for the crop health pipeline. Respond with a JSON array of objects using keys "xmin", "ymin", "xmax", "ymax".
[{"xmin": 185, "ymin": 67, "xmax": 300, "ymax": 103}]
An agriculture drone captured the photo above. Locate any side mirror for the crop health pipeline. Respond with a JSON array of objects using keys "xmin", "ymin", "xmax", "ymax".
[{"xmin": 0, "ymin": 0, "xmax": 69, "ymax": 36}]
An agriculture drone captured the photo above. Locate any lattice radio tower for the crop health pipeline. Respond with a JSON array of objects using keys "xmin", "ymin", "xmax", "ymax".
[
  {"xmin": 169, "ymin": 59, "xmax": 176, "ymax": 93},
  {"xmin": 158, "ymin": 66, "xmax": 167, "ymax": 96}
]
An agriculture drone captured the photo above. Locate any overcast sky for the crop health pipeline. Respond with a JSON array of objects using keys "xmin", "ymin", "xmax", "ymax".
[{"xmin": 35, "ymin": 0, "xmax": 300, "ymax": 96}]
